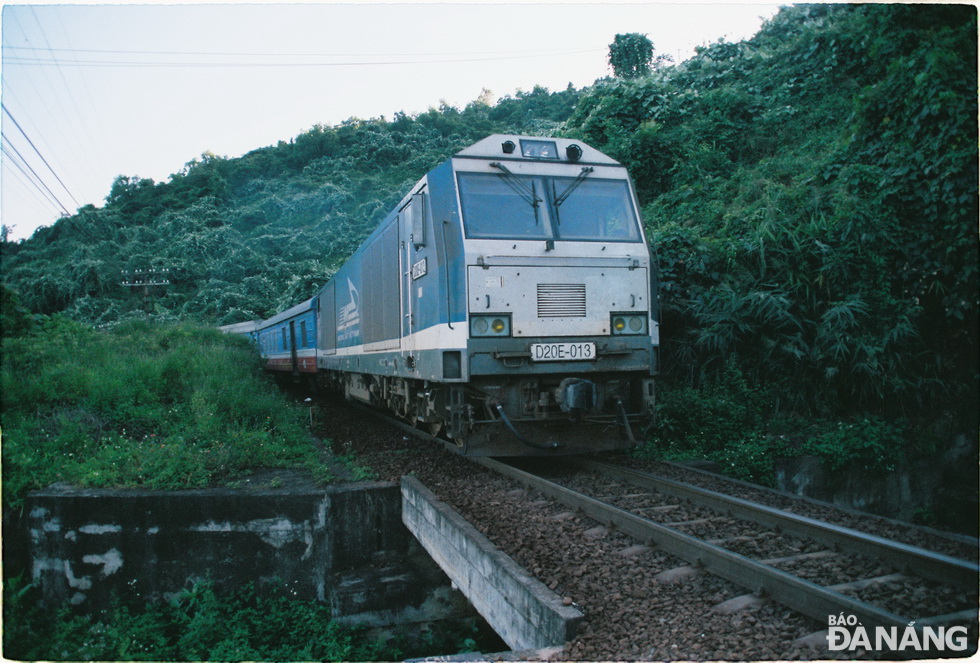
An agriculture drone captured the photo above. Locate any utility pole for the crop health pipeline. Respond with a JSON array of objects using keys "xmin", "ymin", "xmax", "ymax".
[{"xmin": 120, "ymin": 267, "xmax": 171, "ymax": 312}]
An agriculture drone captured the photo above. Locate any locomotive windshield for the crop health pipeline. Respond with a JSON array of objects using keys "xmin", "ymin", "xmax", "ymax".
[{"xmin": 458, "ymin": 172, "xmax": 641, "ymax": 242}]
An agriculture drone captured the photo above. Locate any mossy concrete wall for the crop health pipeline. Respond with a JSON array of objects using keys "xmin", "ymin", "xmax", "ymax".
[
  {"xmin": 26, "ymin": 480, "xmax": 461, "ymax": 625},
  {"xmin": 774, "ymin": 433, "xmax": 978, "ymax": 534}
]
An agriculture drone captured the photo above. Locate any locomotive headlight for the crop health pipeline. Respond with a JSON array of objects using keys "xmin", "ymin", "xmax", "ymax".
[
  {"xmin": 470, "ymin": 314, "xmax": 511, "ymax": 337},
  {"xmin": 611, "ymin": 313, "xmax": 648, "ymax": 335}
]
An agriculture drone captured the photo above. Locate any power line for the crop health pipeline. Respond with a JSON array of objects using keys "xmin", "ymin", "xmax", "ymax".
[
  {"xmin": 2, "ymin": 142, "xmax": 102, "ymax": 243},
  {"xmin": 2, "ymin": 153, "xmax": 65, "ymax": 217},
  {"xmin": 3, "ymin": 44, "xmax": 600, "ymax": 58},
  {"xmin": 27, "ymin": 6, "xmax": 105, "ymax": 193},
  {"xmin": 3, "ymin": 10, "xmax": 101, "ymax": 216},
  {"xmin": 3, "ymin": 82, "xmax": 108, "ymax": 207},
  {"xmin": 1, "ymin": 142, "xmax": 71, "ymax": 216},
  {"xmin": 2, "ymin": 103, "xmax": 81, "ymax": 208},
  {"xmin": 2, "ymin": 48, "xmax": 602, "ymax": 69}
]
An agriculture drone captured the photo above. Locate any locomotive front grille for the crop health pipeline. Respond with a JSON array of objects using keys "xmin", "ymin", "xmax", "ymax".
[{"xmin": 537, "ymin": 283, "xmax": 587, "ymax": 317}]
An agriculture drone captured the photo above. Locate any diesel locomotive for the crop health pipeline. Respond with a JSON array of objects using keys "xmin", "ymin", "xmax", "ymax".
[{"xmin": 228, "ymin": 135, "xmax": 660, "ymax": 456}]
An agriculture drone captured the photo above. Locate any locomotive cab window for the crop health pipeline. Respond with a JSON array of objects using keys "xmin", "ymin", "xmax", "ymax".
[
  {"xmin": 458, "ymin": 173, "xmax": 554, "ymax": 240},
  {"xmin": 549, "ymin": 177, "xmax": 640, "ymax": 242},
  {"xmin": 458, "ymin": 172, "xmax": 641, "ymax": 242}
]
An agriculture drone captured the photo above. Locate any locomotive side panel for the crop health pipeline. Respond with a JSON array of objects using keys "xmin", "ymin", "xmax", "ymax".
[
  {"xmin": 318, "ymin": 281, "xmax": 337, "ymax": 355},
  {"xmin": 318, "ymin": 169, "xmax": 468, "ymax": 384},
  {"xmin": 404, "ymin": 162, "xmax": 469, "ymax": 383}
]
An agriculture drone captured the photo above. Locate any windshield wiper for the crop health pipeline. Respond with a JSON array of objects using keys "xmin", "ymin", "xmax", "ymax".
[
  {"xmin": 489, "ymin": 162, "xmax": 543, "ymax": 224},
  {"xmin": 553, "ymin": 166, "xmax": 594, "ymax": 208}
]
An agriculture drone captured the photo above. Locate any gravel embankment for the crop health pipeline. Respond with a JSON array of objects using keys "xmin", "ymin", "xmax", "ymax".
[{"xmin": 314, "ymin": 398, "xmax": 977, "ymax": 661}]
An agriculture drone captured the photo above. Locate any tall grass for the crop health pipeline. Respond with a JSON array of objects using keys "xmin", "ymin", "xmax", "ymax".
[
  {"xmin": 3, "ymin": 578, "xmax": 394, "ymax": 661},
  {"xmin": 1, "ymin": 317, "xmax": 322, "ymax": 506}
]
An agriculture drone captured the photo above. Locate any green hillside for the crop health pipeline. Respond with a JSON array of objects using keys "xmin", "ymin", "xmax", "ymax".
[
  {"xmin": 566, "ymin": 4, "xmax": 977, "ymax": 420},
  {"xmin": 0, "ymin": 88, "xmax": 580, "ymax": 325},
  {"xmin": 2, "ymin": 4, "xmax": 977, "ymax": 430}
]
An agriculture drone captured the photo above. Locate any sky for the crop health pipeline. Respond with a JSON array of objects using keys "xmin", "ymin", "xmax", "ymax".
[{"xmin": 0, "ymin": 1, "xmax": 782, "ymax": 242}]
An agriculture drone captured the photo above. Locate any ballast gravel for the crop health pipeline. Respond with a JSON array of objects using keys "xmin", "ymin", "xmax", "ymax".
[{"xmin": 314, "ymin": 399, "xmax": 975, "ymax": 661}]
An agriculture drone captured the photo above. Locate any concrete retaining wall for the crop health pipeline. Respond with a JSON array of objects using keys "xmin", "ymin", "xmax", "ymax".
[
  {"xmin": 401, "ymin": 476, "xmax": 583, "ymax": 651},
  {"xmin": 774, "ymin": 432, "xmax": 978, "ymax": 534},
  {"xmin": 26, "ymin": 480, "xmax": 460, "ymax": 625}
]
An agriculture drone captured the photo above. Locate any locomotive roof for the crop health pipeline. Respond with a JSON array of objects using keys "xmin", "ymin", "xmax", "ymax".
[{"xmin": 453, "ymin": 134, "xmax": 622, "ymax": 166}]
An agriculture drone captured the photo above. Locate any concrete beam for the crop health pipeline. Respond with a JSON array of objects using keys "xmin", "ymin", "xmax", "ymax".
[{"xmin": 401, "ymin": 476, "xmax": 583, "ymax": 651}]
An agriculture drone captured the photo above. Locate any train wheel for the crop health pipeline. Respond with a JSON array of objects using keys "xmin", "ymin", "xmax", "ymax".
[{"xmin": 427, "ymin": 421, "xmax": 443, "ymax": 437}]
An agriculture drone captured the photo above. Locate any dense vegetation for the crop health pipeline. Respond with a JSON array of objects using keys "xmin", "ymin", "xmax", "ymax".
[
  {"xmin": 0, "ymin": 9, "xmax": 976, "ymax": 655},
  {"xmin": 2, "ymin": 4, "xmax": 976, "ymax": 475},
  {"xmin": 569, "ymin": 5, "xmax": 977, "ymax": 422},
  {"xmin": 4, "ymin": 578, "xmax": 486, "ymax": 660},
  {"xmin": 3, "ymin": 579, "xmax": 383, "ymax": 661},
  {"xmin": 0, "ymin": 319, "xmax": 326, "ymax": 506},
  {"xmin": 0, "ymin": 88, "xmax": 579, "ymax": 326}
]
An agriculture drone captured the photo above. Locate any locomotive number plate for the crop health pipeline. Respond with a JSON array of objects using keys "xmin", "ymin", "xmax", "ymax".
[{"xmin": 530, "ymin": 342, "xmax": 596, "ymax": 362}]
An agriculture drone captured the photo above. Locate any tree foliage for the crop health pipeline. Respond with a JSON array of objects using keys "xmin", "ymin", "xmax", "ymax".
[
  {"xmin": 569, "ymin": 4, "xmax": 977, "ymax": 422},
  {"xmin": 608, "ymin": 33, "xmax": 673, "ymax": 79},
  {"xmin": 1, "ymin": 5, "xmax": 976, "ymax": 429},
  {"xmin": 608, "ymin": 33, "xmax": 654, "ymax": 79}
]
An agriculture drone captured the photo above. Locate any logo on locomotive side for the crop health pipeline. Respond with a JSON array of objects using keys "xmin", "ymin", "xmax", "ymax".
[{"xmin": 337, "ymin": 278, "xmax": 360, "ymax": 342}]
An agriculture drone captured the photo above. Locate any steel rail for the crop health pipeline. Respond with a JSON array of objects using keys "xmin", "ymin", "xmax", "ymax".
[
  {"xmin": 340, "ymin": 404, "xmax": 976, "ymax": 632},
  {"xmin": 473, "ymin": 456, "xmax": 911, "ymax": 630},
  {"xmin": 575, "ymin": 459, "xmax": 980, "ymax": 587}
]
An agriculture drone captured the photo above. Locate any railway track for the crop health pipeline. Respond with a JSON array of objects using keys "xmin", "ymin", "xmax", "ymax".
[
  {"xmin": 477, "ymin": 457, "xmax": 978, "ymax": 636},
  {"xmin": 344, "ymin": 403, "xmax": 978, "ymax": 655}
]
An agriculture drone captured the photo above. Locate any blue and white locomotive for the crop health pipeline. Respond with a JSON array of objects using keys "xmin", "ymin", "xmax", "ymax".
[{"xmin": 237, "ymin": 135, "xmax": 659, "ymax": 456}]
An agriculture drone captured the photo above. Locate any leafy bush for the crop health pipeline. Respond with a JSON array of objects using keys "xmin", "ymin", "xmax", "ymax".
[
  {"xmin": 3, "ymin": 578, "xmax": 393, "ymax": 661},
  {"xmin": 650, "ymin": 361, "xmax": 767, "ymax": 454},
  {"xmin": 640, "ymin": 368, "xmax": 919, "ymax": 484},
  {"xmin": 637, "ymin": 363, "xmax": 789, "ymax": 484},
  {"xmin": 1, "ymin": 318, "xmax": 324, "ymax": 506},
  {"xmin": 800, "ymin": 416, "xmax": 912, "ymax": 473}
]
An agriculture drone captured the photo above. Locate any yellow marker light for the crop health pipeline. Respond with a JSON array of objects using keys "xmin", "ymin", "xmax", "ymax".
[
  {"xmin": 492, "ymin": 318, "xmax": 506, "ymax": 333},
  {"xmin": 613, "ymin": 317, "xmax": 626, "ymax": 332}
]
